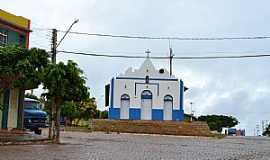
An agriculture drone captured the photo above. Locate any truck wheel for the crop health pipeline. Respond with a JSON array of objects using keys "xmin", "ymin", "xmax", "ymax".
[{"xmin": 34, "ymin": 129, "xmax": 42, "ymax": 135}]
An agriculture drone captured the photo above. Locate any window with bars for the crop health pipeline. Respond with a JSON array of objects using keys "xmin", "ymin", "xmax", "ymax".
[{"xmin": 0, "ymin": 32, "xmax": 8, "ymax": 46}]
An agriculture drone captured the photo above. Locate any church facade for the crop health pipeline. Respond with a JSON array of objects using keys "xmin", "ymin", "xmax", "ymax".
[{"xmin": 107, "ymin": 56, "xmax": 186, "ymax": 121}]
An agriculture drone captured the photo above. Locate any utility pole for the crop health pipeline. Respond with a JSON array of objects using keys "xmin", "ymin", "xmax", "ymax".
[
  {"xmin": 169, "ymin": 47, "xmax": 173, "ymax": 76},
  {"xmin": 49, "ymin": 20, "xmax": 79, "ymax": 142},
  {"xmin": 48, "ymin": 28, "xmax": 57, "ymax": 139},
  {"xmin": 51, "ymin": 28, "xmax": 57, "ymax": 64},
  {"xmin": 190, "ymin": 102, "xmax": 193, "ymax": 122}
]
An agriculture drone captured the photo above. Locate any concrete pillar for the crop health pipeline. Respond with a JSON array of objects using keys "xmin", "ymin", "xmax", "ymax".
[{"xmin": 7, "ymin": 88, "xmax": 19, "ymax": 130}]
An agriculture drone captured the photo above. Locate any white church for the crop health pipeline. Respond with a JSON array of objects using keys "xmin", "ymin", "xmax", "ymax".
[{"xmin": 106, "ymin": 52, "xmax": 186, "ymax": 121}]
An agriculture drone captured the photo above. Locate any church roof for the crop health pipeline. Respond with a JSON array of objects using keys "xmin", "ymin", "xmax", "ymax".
[
  {"xmin": 139, "ymin": 57, "xmax": 156, "ymax": 72},
  {"xmin": 118, "ymin": 56, "xmax": 177, "ymax": 79}
]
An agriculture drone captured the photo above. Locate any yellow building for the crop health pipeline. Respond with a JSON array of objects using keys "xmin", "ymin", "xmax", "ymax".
[{"xmin": 0, "ymin": 9, "xmax": 31, "ymax": 130}]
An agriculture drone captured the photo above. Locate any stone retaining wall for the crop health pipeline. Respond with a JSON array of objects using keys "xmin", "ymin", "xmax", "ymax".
[{"xmin": 92, "ymin": 119, "xmax": 212, "ymax": 137}]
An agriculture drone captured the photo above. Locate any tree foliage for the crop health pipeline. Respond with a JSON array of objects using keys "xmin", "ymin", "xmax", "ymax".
[
  {"xmin": 42, "ymin": 60, "xmax": 89, "ymax": 104},
  {"xmin": 78, "ymin": 98, "xmax": 97, "ymax": 121},
  {"xmin": 61, "ymin": 98, "xmax": 97, "ymax": 125},
  {"xmin": 263, "ymin": 124, "xmax": 270, "ymax": 137},
  {"xmin": 0, "ymin": 45, "xmax": 49, "ymax": 91},
  {"xmin": 94, "ymin": 110, "xmax": 108, "ymax": 119},
  {"xmin": 0, "ymin": 45, "xmax": 95, "ymax": 143},
  {"xmin": 61, "ymin": 101, "xmax": 79, "ymax": 123},
  {"xmin": 42, "ymin": 60, "xmax": 90, "ymax": 143},
  {"xmin": 198, "ymin": 115, "xmax": 239, "ymax": 132},
  {"xmin": 0, "ymin": 45, "xmax": 48, "ymax": 128}
]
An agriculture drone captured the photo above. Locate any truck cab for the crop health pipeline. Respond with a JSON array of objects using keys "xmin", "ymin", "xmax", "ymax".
[{"xmin": 24, "ymin": 98, "xmax": 47, "ymax": 135}]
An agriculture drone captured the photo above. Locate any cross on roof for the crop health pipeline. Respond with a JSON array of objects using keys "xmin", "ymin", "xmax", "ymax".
[{"xmin": 145, "ymin": 49, "xmax": 151, "ymax": 58}]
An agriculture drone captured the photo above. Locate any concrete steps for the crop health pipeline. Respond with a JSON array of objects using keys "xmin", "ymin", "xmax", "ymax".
[{"xmin": 92, "ymin": 119, "xmax": 212, "ymax": 137}]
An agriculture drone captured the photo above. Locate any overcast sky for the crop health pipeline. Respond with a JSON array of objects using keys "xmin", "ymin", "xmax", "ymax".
[{"xmin": 2, "ymin": 0, "xmax": 270, "ymax": 135}]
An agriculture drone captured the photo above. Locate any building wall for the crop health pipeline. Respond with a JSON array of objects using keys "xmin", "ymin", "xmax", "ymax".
[
  {"xmin": 0, "ymin": 9, "xmax": 30, "ymax": 129},
  {"xmin": 0, "ymin": 28, "xmax": 26, "ymax": 46},
  {"xmin": 0, "ymin": 9, "xmax": 30, "ymax": 48},
  {"xmin": 0, "ymin": 9, "xmax": 29, "ymax": 29},
  {"xmin": 112, "ymin": 78, "xmax": 180, "ymax": 110}
]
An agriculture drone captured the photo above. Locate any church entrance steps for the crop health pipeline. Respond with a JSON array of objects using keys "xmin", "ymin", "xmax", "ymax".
[{"xmin": 91, "ymin": 119, "xmax": 212, "ymax": 137}]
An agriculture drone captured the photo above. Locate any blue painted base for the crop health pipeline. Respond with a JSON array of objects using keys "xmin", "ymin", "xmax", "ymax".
[
  {"xmin": 108, "ymin": 107, "xmax": 120, "ymax": 119},
  {"xmin": 109, "ymin": 107, "xmax": 184, "ymax": 121},
  {"xmin": 129, "ymin": 108, "xmax": 140, "ymax": 120},
  {"xmin": 152, "ymin": 109, "xmax": 163, "ymax": 120},
  {"xmin": 172, "ymin": 109, "xmax": 184, "ymax": 121}
]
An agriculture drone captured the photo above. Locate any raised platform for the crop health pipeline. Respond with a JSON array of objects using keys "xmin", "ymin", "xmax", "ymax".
[
  {"xmin": 91, "ymin": 119, "xmax": 212, "ymax": 137},
  {"xmin": 0, "ymin": 129, "xmax": 50, "ymax": 145}
]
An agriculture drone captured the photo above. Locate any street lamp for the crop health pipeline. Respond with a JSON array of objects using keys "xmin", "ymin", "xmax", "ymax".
[
  {"xmin": 56, "ymin": 19, "xmax": 79, "ymax": 48},
  {"xmin": 49, "ymin": 19, "xmax": 79, "ymax": 139},
  {"xmin": 51, "ymin": 19, "xmax": 79, "ymax": 64}
]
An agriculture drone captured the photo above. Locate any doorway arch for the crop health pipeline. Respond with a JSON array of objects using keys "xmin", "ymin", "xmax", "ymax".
[
  {"xmin": 141, "ymin": 90, "xmax": 152, "ymax": 120},
  {"xmin": 164, "ymin": 95, "xmax": 173, "ymax": 120},
  {"xmin": 120, "ymin": 94, "xmax": 130, "ymax": 119}
]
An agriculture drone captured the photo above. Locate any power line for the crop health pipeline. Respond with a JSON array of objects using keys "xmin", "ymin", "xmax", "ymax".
[
  {"xmin": 32, "ymin": 27, "xmax": 53, "ymax": 31},
  {"xmin": 174, "ymin": 54, "xmax": 270, "ymax": 59},
  {"xmin": 57, "ymin": 50, "xmax": 270, "ymax": 60},
  {"xmin": 57, "ymin": 50, "xmax": 165, "ymax": 59},
  {"xmin": 46, "ymin": 49, "xmax": 270, "ymax": 55},
  {"xmin": 33, "ymin": 28, "xmax": 270, "ymax": 41},
  {"xmin": 56, "ymin": 30, "xmax": 270, "ymax": 41}
]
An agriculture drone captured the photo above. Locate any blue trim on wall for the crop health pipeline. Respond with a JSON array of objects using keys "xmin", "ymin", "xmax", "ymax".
[
  {"xmin": 172, "ymin": 109, "xmax": 184, "ymax": 121},
  {"xmin": 152, "ymin": 109, "xmax": 163, "ymax": 120},
  {"xmin": 116, "ymin": 77, "xmax": 178, "ymax": 81},
  {"xmin": 110, "ymin": 78, "xmax": 114, "ymax": 107},
  {"xmin": 129, "ymin": 108, "xmax": 141, "ymax": 120},
  {"xmin": 180, "ymin": 80, "xmax": 184, "ymax": 111},
  {"xmin": 108, "ymin": 107, "xmax": 120, "ymax": 119},
  {"xmin": 108, "ymin": 107, "xmax": 184, "ymax": 121}
]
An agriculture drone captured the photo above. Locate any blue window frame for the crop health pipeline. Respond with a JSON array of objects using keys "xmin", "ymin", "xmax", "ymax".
[
  {"xmin": 141, "ymin": 90, "xmax": 152, "ymax": 99},
  {"xmin": 121, "ymin": 94, "xmax": 130, "ymax": 100},
  {"xmin": 164, "ymin": 95, "xmax": 173, "ymax": 102}
]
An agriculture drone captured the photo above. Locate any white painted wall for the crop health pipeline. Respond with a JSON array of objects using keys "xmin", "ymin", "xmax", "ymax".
[
  {"xmin": 120, "ymin": 99, "xmax": 129, "ymax": 119},
  {"xmin": 141, "ymin": 98, "xmax": 152, "ymax": 120},
  {"xmin": 113, "ymin": 79, "xmax": 180, "ymax": 109},
  {"xmin": 164, "ymin": 100, "xmax": 172, "ymax": 120}
]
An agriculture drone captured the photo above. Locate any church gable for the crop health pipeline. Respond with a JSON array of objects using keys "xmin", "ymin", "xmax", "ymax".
[{"xmin": 119, "ymin": 57, "xmax": 177, "ymax": 79}]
